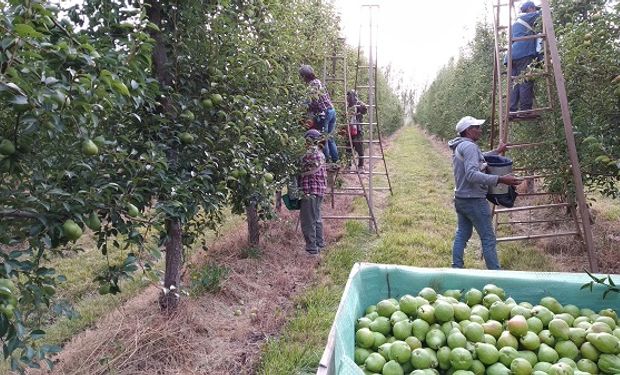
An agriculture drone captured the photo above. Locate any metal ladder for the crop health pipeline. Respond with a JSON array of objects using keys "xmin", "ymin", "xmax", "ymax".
[
  {"xmin": 321, "ymin": 4, "xmax": 392, "ymax": 233},
  {"xmin": 490, "ymin": 0, "xmax": 598, "ymax": 271}
]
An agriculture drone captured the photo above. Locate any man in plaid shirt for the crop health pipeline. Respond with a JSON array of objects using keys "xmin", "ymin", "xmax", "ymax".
[{"xmin": 299, "ymin": 129, "xmax": 327, "ymax": 255}]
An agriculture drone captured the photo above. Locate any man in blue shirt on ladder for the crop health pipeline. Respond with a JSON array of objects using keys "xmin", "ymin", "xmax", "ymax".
[{"xmin": 508, "ymin": 1, "xmax": 541, "ymax": 120}]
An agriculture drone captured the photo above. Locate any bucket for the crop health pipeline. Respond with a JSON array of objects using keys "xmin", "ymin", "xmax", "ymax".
[{"xmin": 485, "ymin": 155, "xmax": 513, "ymax": 194}]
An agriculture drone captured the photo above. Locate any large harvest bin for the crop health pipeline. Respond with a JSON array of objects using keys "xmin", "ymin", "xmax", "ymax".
[{"xmin": 317, "ymin": 263, "xmax": 619, "ymax": 375}]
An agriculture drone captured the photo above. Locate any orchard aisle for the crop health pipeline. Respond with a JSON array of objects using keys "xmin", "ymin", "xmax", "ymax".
[
  {"xmin": 257, "ymin": 125, "xmax": 554, "ymax": 374},
  {"xmin": 25, "ymin": 125, "xmax": 555, "ymax": 375}
]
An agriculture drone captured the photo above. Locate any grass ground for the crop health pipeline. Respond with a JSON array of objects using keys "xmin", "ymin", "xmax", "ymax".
[
  {"xmin": 257, "ymin": 124, "xmax": 557, "ymax": 374},
  {"xmin": 39, "ymin": 211, "xmax": 244, "ymax": 347},
  {"xmin": 8, "ymin": 124, "xmax": 617, "ymax": 374}
]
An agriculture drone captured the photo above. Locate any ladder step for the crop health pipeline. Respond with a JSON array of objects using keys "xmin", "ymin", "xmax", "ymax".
[
  {"xmin": 337, "ymin": 140, "xmax": 381, "ymax": 144},
  {"xmin": 340, "ymin": 171, "xmax": 389, "ymax": 175},
  {"xmin": 337, "ymin": 187, "xmax": 392, "ymax": 191},
  {"xmin": 327, "ymin": 55, "xmax": 345, "ymax": 59},
  {"xmin": 510, "ymin": 107, "xmax": 552, "ymax": 115},
  {"xmin": 495, "ymin": 203, "xmax": 571, "ymax": 213},
  {"xmin": 326, "ymin": 78, "xmax": 345, "ymax": 82},
  {"xmin": 357, "ymin": 85, "xmax": 371, "ymax": 89},
  {"xmin": 336, "ymin": 144, "xmax": 384, "ymax": 149},
  {"xmin": 518, "ymin": 173, "xmax": 557, "ymax": 180},
  {"xmin": 517, "ymin": 192, "xmax": 564, "ymax": 197},
  {"xmin": 496, "ymin": 26, "xmax": 508, "ymax": 30},
  {"xmin": 511, "ymin": 33, "xmax": 547, "ymax": 42},
  {"xmin": 323, "ymin": 215, "xmax": 373, "ymax": 220},
  {"xmin": 497, "ymin": 231, "xmax": 579, "ymax": 242},
  {"xmin": 327, "ymin": 192, "xmax": 367, "ymax": 196},
  {"xmin": 506, "ymin": 141, "xmax": 550, "ymax": 149},
  {"xmin": 508, "ymin": 107, "xmax": 553, "ymax": 120},
  {"xmin": 511, "ymin": 72, "xmax": 550, "ymax": 80},
  {"xmin": 497, "ymin": 219, "xmax": 577, "ymax": 225}
]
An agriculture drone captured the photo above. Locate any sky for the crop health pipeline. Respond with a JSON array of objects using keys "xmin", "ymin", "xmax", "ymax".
[{"xmin": 331, "ymin": 0, "xmax": 491, "ymax": 92}]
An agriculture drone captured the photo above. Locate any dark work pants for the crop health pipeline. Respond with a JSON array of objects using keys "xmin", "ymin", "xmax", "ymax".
[
  {"xmin": 300, "ymin": 194, "xmax": 324, "ymax": 253},
  {"xmin": 510, "ymin": 56, "xmax": 535, "ymax": 112},
  {"xmin": 345, "ymin": 133, "xmax": 365, "ymax": 167}
]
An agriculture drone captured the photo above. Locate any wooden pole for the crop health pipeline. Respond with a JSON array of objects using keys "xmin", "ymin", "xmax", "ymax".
[
  {"xmin": 539, "ymin": 0, "xmax": 598, "ymax": 272},
  {"xmin": 367, "ymin": 6, "xmax": 375, "ymax": 232}
]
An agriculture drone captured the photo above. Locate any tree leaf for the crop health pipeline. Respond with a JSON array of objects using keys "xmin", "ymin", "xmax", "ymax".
[
  {"xmin": 111, "ymin": 80, "xmax": 130, "ymax": 96},
  {"xmin": 13, "ymin": 23, "xmax": 44, "ymax": 39},
  {"xmin": 9, "ymin": 95, "xmax": 28, "ymax": 105}
]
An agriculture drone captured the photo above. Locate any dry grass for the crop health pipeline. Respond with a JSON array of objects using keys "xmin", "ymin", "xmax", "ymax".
[
  {"xmin": 23, "ymin": 126, "xmax": 619, "ymax": 375},
  {"xmin": 30, "ymin": 180, "xmax": 357, "ymax": 374}
]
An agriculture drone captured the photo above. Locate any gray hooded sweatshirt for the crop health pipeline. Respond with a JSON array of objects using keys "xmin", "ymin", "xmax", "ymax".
[{"xmin": 448, "ymin": 137, "xmax": 499, "ymax": 199}]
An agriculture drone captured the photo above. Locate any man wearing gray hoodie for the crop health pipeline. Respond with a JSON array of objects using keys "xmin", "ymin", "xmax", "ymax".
[{"xmin": 448, "ymin": 116, "xmax": 522, "ymax": 270}]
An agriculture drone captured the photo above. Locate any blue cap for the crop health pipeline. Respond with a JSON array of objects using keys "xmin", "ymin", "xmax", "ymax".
[
  {"xmin": 520, "ymin": 1, "xmax": 539, "ymax": 12},
  {"xmin": 304, "ymin": 129, "xmax": 321, "ymax": 140},
  {"xmin": 299, "ymin": 65, "xmax": 315, "ymax": 78}
]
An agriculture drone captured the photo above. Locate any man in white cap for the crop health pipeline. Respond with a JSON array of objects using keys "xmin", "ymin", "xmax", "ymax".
[{"xmin": 447, "ymin": 116, "xmax": 522, "ymax": 270}]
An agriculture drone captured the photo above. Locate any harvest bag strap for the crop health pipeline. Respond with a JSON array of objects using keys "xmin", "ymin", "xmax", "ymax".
[
  {"xmin": 453, "ymin": 141, "xmax": 472, "ymax": 161},
  {"xmin": 454, "ymin": 142, "xmax": 488, "ymax": 172},
  {"xmin": 516, "ymin": 17, "xmax": 534, "ymax": 33}
]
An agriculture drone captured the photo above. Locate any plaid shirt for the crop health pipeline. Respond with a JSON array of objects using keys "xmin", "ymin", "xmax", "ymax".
[
  {"xmin": 307, "ymin": 78, "xmax": 333, "ymax": 116},
  {"xmin": 299, "ymin": 146, "xmax": 327, "ymax": 196}
]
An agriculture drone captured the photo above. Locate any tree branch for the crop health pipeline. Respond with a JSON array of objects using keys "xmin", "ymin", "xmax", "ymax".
[{"xmin": 0, "ymin": 209, "xmax": 39, "ymax": 219}]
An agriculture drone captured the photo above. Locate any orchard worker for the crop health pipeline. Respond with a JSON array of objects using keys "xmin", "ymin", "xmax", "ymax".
[
  {"xmin": 299, "ymin": 64, "xmax": 339, "ymax": 165},
  {"xmin": 508, "ymin": 1, "xmax": 541, "ymax": 119},
  {"xmin": 448, "ymin": 116, "xmax": 522, "ymax": 270},
  {"xmin": 345, "ymin": 90, "xmax": 368, "ymax": 170},
  {"xmin": 299, "ymin": 129, "xmax": 327, "ymax": 256}
]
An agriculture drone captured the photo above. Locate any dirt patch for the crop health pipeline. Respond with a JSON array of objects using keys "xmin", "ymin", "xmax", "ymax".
[{"xmin": 32, "ymin": 172, "xmax": 365, "ymax": 374}]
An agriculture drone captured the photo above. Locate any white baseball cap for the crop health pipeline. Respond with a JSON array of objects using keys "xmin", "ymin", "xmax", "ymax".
[{"xmin": 455, "ymin": 116, "xmax": 485, "ymax": 134}]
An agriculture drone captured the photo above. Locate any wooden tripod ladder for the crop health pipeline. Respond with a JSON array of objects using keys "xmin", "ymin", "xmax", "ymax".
[
  {"xmin": 322, "ymin": 4, "xmax": 392, "ymax": 233},
  {"xmin": 490, "ymin": 0, "xmax": 598, "ymax": 271}
]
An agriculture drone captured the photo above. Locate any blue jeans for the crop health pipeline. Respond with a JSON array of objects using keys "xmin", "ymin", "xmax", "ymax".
[
  {"xmin": 451, "ymin": 198, "xmax": 501, "ymax": 270},
  {"xmin": 510, "ymin": 56, "xmax": 535, "ymax": 112},
  {"xmin": 318, "ymin": 108, "xmax": 338, "ymax": 162}
]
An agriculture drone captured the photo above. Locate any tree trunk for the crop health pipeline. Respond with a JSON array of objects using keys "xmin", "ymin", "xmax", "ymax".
[
  {"xmin": 160, "ymin": 218, "xmax": 182, "ymax": 310},
  {"xmin": 275, "ymin": 190, "xmax": 282, "ymax": 212},
  {"xmin": 246, "ymin": 200, "xmax": 260, "ymax": 248},
  {"xmin": 147, "ymin": 0, "xmax": 182, "ymax": 311}
]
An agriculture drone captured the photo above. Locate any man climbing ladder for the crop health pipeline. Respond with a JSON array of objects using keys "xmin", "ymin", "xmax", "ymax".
[{"xmin": 508, "ymin": 1, "xmax": 541, "ymax": 120}]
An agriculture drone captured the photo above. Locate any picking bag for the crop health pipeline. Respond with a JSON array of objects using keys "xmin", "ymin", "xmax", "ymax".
[
  {"xmin": 486, "ymin": 185, "xmax": 518, "ymax": 208},
  {"xmin": 484, "ymin": 155, "xmax": 518, "ymax": 208},
  {"xmin": 282, "ymin": 193, "xmax": 301, "ymax": 210}
]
